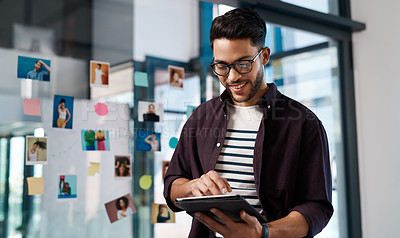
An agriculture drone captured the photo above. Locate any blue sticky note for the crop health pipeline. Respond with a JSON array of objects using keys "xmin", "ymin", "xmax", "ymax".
[
  {"xmin": 169, "ymin": 137, "xmax": 178, "ymax": 149},
  {"xmin": 134, "ymin": 71, "xmax": 149, "ymax": 88}
]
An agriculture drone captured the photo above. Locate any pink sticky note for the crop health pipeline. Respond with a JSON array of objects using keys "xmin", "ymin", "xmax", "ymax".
[
  {"xmin": 94, "ymin": 102, "xmax": 108, "ymax": 116},
  {"xmin": 23, "ymin": 99, "xmax": 41, "ymax": 116}
]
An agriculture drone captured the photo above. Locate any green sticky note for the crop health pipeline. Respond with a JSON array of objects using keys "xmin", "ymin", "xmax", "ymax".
[
  {"xmin": 139, "ymin": 175, "xmax": 152, "ymax": 190},
  {"xmin": 134, "ymin": 71, "xmax": 149, "ymax": 88}
]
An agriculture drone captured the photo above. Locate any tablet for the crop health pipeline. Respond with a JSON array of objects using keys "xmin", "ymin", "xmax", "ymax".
[{"xmin": 175, "ymin": 194, "xmax": 267, "ymax": 224}]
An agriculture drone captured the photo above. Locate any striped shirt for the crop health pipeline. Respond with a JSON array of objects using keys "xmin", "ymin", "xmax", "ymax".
[{"xmin": 216, "ymin": 103, "xmax": 264, "ymax": 213}]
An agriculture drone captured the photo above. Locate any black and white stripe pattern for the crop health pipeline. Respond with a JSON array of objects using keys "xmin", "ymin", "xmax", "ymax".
[{"xmin": 216, "ymin": 129, "xmax": 262, "ymax": 212}]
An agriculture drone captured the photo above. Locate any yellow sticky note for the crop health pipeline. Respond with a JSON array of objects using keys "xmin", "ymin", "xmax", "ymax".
[
  {"xmin": 139, "ymin": 175, "xmax": 152, "ymax": 190},
  {"xmin": 87, "ymin": 162, "xmax": 100, "ymax": 176},
  {"xmin": 27, "ymin": 177, "xmax": 44, "ymax": 195}
]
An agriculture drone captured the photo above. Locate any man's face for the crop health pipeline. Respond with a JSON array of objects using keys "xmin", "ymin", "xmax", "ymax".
[
  {"xmin": 212, "ymin": 38, "xmax": 270, "ymax": 106},
  {"xmin": 35, "ymin": 61, "xmax": 42, "ymax": 70}
]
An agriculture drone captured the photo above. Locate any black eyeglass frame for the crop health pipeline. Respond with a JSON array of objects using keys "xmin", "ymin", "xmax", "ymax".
[{"xmin": 210, "ymin": 48, "xmax": 264, "ymax": 77}]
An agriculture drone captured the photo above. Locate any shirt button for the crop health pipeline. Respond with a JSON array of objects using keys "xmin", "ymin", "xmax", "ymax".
[{"xmin": 216, "ymin": 143, "xmax": 221, "ymax": 147}]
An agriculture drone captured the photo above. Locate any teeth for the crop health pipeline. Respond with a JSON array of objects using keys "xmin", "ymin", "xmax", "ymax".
[{"xmin": 232, "ymin": 83, "xmax": 246, "ymax": 89}]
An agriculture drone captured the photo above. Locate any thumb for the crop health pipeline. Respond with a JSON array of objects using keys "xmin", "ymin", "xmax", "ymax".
[{"xmin": 240, "ymin": 210, "xmax": 258, "ymax": 225}]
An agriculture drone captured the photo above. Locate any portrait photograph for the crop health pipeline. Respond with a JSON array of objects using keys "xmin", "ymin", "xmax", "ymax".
[
  {"xmin": 81, "ymin": 129, "xmax": 110, "ymax": 151},
  {"xmin": 104, "ymin": 193, "xmax": 136, "ymax": 223},
  {"xmin": 168, "ymin": 65, "xmax": 184, "ymax": 89},
  {"xmin": 52, "ymin": 95, "xmax": 74, "ymax": 129},
  {"xmin": 138, "ymin": 101, "xmax": 163, "ymax": 122},
  {"xmin": 162, "ymin": 161, "xmax": 170, "ymax": 180},
  {"xmin": 58, "ymin": 175, "xmax": 77, "ymax": 199},
  {"xmin": 114, "ymin": 155, "xmax": 131, "ymax": 180},
  {"xmin": 135, "ymin": 130, "xmax": 161, "ymax": 152},
  {"xmin": 90, "ymin": 60, "xmax": 110, "ymax": 87},
  {"xmin": 151, "ymin": 203, "xmax": 175, "ymax": 224},
  {"xmin": 26, "ymin": 136, "xmax": 47, "ymax": 165},
  {"xmin": 17, "ymin": 56, "xmax": 51, "ymax": 82}
]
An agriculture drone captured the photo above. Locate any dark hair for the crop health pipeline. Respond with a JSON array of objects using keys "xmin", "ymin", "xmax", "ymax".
[
  {"xmin": 34, "ymin": 140, "xmax": 47, "ymax": 149},
  {"xmin": 60, "ymin": 98, "xmax": 66, "ymax": 104},
  {"xmin": 158, "ymin": 204, "xmax": 167, "ymax": 213},
  {"xmin": 210, "ymin": 8, "xmax": 266, "ymax": 50},
  {"xmin": 170, "ymin": 69, "xmax": 179, "ymax": 79},
  {"xmin": 115, "ymin": 196, "xmax": 129, "ymax": 210},
  {"xmin": 115, "ymin": 156, "xmax": 130, "ymax": 176}
]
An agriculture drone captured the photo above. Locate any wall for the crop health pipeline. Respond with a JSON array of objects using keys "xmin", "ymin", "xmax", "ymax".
[
  {"xmin": 351, "ymin": 0, "xmax": 400, "ymax": 237},
  {"xmin": 133, "ymin": 0, "xmax": 199, "ymax": 63},
  {"xmin": 92, "ymin": 0, "xmax": 134, "ymax": 65}
]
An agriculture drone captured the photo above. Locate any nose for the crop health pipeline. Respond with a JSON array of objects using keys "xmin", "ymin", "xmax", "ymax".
[{"xmin": 227, "ymin": 66, "xmax": 242, "ymax": 82}]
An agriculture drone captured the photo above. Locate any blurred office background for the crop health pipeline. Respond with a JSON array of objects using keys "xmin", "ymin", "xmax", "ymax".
[{"xmin": 0, "ymin": 0, "xmax": 398, "ymax": 237}]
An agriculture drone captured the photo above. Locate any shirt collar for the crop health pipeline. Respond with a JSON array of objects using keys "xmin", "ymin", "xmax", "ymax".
[{"xmin": 219, "ymin": 83, "xmax": 281, "ymax": 109}]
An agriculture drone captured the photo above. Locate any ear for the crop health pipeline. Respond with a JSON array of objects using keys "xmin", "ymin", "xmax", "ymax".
[{"xmin": 261, "ymin": 47, "xmax": 271, "ymax": 65}]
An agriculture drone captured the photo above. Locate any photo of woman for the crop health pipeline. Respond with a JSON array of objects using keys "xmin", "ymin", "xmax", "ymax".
[
  {"xmin": 27, "ymin": 140, "xmax": 46, "ymax": 162},
  {"xmin": 95, "ymin": 130, "xmax": 106, "ymax": 151},
  {"xmin": 116, "ymin": 196, "xmax": 133, "ymax": 220},
  {"xmin": 157, "ymin": 204, "xmax": 171, "ymax": 223},
  {"xmin": 145, "ymin": 133, "xmax": 160, "ymax": 152},
  {"xmin": 57, "ymin": 98, "xmax": 71, "ymax": 128},
  {"xmin": 151, "ymin": 203, "xmax": 175, "ymax": 224},
  {"xmin": 104, "ymin": 194, "xmax": 136, "ymax": 223},
  {"xmin": 115, "ymin": 156, "xmax": 131, "ymax": 178},
  {"xmin": 52, "ymin": 95, "xmax": 74, "ymax": 129},
  {"xmin": 168, "ymin": 65, "xmax": 184, "ymax": 89},
  {"xmin": 26, "ymin": 136, "xmax": 48, "ymax": 165},
  {"xmin": 135, "ymin": 130, "xmax": 161, "ymax": 152}
]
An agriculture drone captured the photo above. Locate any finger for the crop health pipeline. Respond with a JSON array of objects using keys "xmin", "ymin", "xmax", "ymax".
[
  {"xmin": 194, "ymin": 212, "xmax": 229, "ymax": 235},
  {"xmin": 190, "ymin": 183, "xmax": 205, "ymax": 197},
  {"xmin": 207, "ymin": 171, "xmax": 230, "ymax": 194},
  {"xmin": 200, "ymin": 174, "xmax": 222, "ymax": 195},
  {"xmin": 210, "ymin": 208, "xmax": 236, "ymax": 227},
  {"xmin": 222, "ymin": 177, "xmax": 232, "ymax": 193},
  {"xmin": 240, "ymin": 210, "xmax": 259, "ymax": 225},
  {"xmin": 196, "ymin": 181, "xmax": 213, "ymax": 196}
]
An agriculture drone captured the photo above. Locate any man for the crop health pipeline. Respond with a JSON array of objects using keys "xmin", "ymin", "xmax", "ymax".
[
  {"xmin": 93, "ymin": 63, "xmax": 105, "ymax": 85},
  {"xmin": 164, "ymin": 8, "xmax": 333, "ymax": 238},
  {"xmin": 27, "ymin": 59, "xmax": 50, "ymax": 81}
]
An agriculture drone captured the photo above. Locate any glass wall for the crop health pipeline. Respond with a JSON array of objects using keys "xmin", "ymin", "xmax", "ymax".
[{"xmin": 281, "ymin": 0, "xmax": 339, "ymax": 15}]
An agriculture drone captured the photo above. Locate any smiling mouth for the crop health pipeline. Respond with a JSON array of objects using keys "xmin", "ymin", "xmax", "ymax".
[{"xmin": 230, "ymin": 82, "xmax": 247, "ymax": 89}]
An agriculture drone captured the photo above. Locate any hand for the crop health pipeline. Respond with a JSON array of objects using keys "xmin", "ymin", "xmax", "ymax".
[
  {"xmin": 195, "ymin": 209, "xmax": 263, "ymax": 238},
  {"xmin": 190, "ymin": 170, "xmax": 232, "ymax": 196}
]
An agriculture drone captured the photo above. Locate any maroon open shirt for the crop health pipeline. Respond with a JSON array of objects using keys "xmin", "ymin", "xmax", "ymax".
[{"xmin": 164, "ymin": 83, "xmax": 333, "ymax": 238}]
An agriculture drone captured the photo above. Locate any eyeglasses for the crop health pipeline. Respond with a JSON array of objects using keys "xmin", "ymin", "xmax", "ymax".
[{"xmin": 210, "ymin": 49, "xmax": 263, "ymax": 77}]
